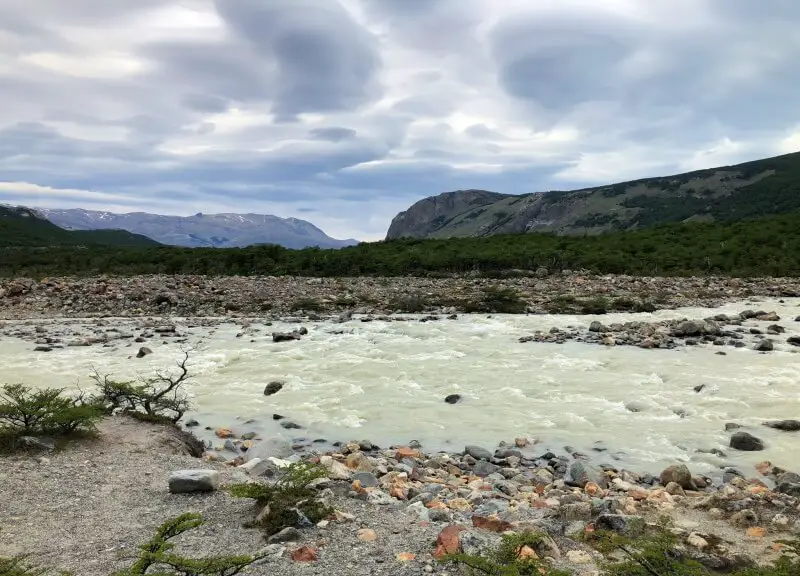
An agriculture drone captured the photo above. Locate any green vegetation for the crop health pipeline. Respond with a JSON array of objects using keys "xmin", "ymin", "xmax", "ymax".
[
  {"xmin": 0, "ymin": 384, "xmax": 104, "ymax": 453},
  {"xmin": 0, "ymin": 205, "xmax": 158, "ymax": 248},
  {"xmin": 3, "ymin": 211, "xmax": 800, "ymax": 278},
  {"xmin": 229, "ymin": 461, "xmax": 332, "ymax": 537},
  {"xmin": 90, "ymin": 351, "xmax": 192, "ymax": 424},
  {"xmin": 446, "ymin": 526, "xmax": 800, "ymax": 576},
  {"xmin": 0, "ymin": 514, "xmax": 264, "ymax": 576},
  {"xmin": 443, "ymin": 531, "xmax": 571, "ymax": 575},
  {"xmin": 469, "ymin": 287, "xmax": 528, "ymax": 313}
]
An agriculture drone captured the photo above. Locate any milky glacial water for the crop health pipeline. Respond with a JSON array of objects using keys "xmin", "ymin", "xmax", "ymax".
[{"xmin": 2, "ymin": 299, "xmax": 799, "ymax": 478}]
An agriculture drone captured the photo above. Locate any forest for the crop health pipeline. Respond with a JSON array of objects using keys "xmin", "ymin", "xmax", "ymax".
[{"xmin": 1, "ymin": 211, "xmax": 798, "ymax": 278}]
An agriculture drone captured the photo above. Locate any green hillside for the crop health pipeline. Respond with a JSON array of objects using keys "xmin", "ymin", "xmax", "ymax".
[
  {"xmin": 0, "ymin": 205, "xmax": 159, "ymax": 248},
  {"xmin": 386, "ymin": 150, "xmax": 800, "ymax": 239}
]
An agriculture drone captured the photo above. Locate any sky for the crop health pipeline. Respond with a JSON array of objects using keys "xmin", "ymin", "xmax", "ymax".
[{"xmin": 1, "ymin": 0, "xmax": 799, "ymax": 241}]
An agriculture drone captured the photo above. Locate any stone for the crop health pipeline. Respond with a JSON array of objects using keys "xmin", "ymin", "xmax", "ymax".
[
  {"xmin": 665, "ymin": 482, "xmax": 686, "ymax": 496},
  {"xmin": 594, "ymin": 514, "xmax": 645, "ymax": 536},
  {"xmin": 267, "ymin": 527, "xmax": 301, "ymax": 544},
  {"xmin": 771, "ymin": 514, "xmax": 790, "ymax": 529},
  {"xmin": 168, "ymin": 470, "xmax": 220, "ymax": 493},
  {"xmin": 754, "ymin": 339, "xmax": 774, "ymax": 352},
  {"xmin": 264, "ymin": 381, "xmax": 284, "ymax": 396},
  {"xmin": 215, "ymin": 428, "xmax": 234, "ymax": 439},
  {"xmin": 434, "ymin": 525, "xmax": 466, "ymax": 559},
  {"xmin": 764, "ymin": 419, "xmax": 800, "ymax": 432},
  {"xmin": 352, "ymin": 472, "xmax": 380, "ymax": 488},
  {"xmin": 566, "ymin": 461, "xmax": 607, "ymax": 488},
  {"xmin": 245, "ymin": 436, "xmax": 294, "ymax": 462},
  {"xmin": 660, "ymin": 464, "xmax": 694, "ymax": 489},
  {"xmin": 464, "ymin": 445, "xmax": 493, "ymax": 461},
  {"xmin": 687, "ymin": 533, "xmax": 709, "ymax": 549},
  {"xmin": 730, "ymin": 431, "xmax": 765, "ymax": 451},
  {"xmin": 472, "ymin": 515, "xmax": 513, "ymax": 533},
  {"xmin": 561, "ymin": 502, "xmax": 592, "ymax": 522},
  {"xmin": 273, "ymin": 331, "xmax": 301, "ymax": 343},
  {"xmin": 731, "ymin": 510, "xmax": 758, "ymax": 527},
  {"xmin": 290, "ymin": 546, "xmax": 317, "ymax": 562},
  {"xmin": 566, "ymin": 550, "xmax": 593, "ymax": 564},
  {"xmin": 473, "ymin": 460, "xmax": 499, "ymax": 477},
  {"xmin": 357, "ymin": 528, "xmax": 378, "ymax": 542},
  {"xmin": 136, "ymin": 346, "xmax": 152, "ymax": 358},
  {"xmin": 589, "ymin": 321, "xmax": 608, "ymax": 333},
  {"xmin": 746, "ymin": 527, "xmax": 767, "ymax": 538},
  {"xmin": 444, "ymin": 394, "xmax": 462, "ymax": 404}
]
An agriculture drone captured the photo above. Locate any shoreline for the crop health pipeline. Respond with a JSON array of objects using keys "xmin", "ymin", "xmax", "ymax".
[
  {"xmin": 2, "ymin": 273, "xmax": 800, "ymax": 319},
  {"xmin": 2, "ymin": 414, "xmax": 799, "ymax": 575}
]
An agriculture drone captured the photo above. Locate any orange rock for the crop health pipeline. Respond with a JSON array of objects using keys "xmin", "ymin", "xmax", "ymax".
[
  {"xmin": 215, "ymin": 427, "xmax": 234, "ymax": 439},
  {"xmin": 433, "ymin": 525, "xmax": 466, "ymax": 559},
  {"xmin": 426, "ymin": 500, "xmax": 448, "ymax": 510},
  {"xmin": 517, "ymin": 545, "xmax": 538, "ymax": 560},
  {"xmin": 584, "ymin": 482, "xmax": 602, "ymax": 496},
  {"xmin": 630, "ymin": 489, "xmax": 649, "ymax": 501},
  {"xmin": 755, "ymin": 461, "xmax": 773, "ymax": 476},
  {"xmin": 291, "ymin": 546, "xmax": 318, "ymax": 562},
  {"xmin": 395, "ymin": 447, "xmax": 421, "ymax": 459},
  {"xmin": 390, "ymin": 484, "xmax": 409, "ymax": 500},
  {"xmin": 357, "ymin": 528, "xmax": 377, "ymax": 542},
  {"xmin": 396, "ymin": 552, "xmax": 416, "ymax": 562},
  {"xmin": 472, "ymin": 515, "xmax": 514, "ymax": 533},
  {"xmin": 747, "ymin": 485, "xmax": 770, "ymax": 496},
  {"xmin": 746, "ymin": 527, "xmax": 767, "ymax": 538}
]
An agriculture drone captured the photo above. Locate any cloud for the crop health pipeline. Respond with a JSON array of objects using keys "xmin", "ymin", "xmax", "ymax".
[{"xmin": 0, "ymin": 0, "xmax": 798, "ymax": 241}]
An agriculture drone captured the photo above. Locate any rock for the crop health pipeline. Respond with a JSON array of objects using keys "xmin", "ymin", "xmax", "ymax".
[
  {"xmin": 756, "ymin": 312, "xmax": 780, "ymax": 321},
  {"xmin": 464, "ymin": 445, "xmax": 493, "ymax": 461},
  {"xmin": 788, "ymin": 336, "xmax": 800, "ymax": 347},
  {"xmin": 245, "ymin": 436, "xmax": 294, "ymax": 462},
  {"xmin": 561, "ymin": 502, "xmax": 592, "ymax": 522},
  {"xmin": 472, "ymin": 515, "xmax": 514, "ymax": 533},
  {"xmin": 730, "ymin": 431, "xmax": 765, "ymax": 451},
  {"xmin": 472, "ymin": 461, "xmax": 499, "ymax": 477},
  {"xmin": 434, "ymin": 525, "xmax": 466, "ymax": 559},
  {"xmin": 184, "ymin": 419, "xmax": 199, "ymax": 428},
  {"xmin": 775, "ymin": 483, "xmax": 800, "ymax": 497},
  {"xmin": 566, "ymin": 461, "xmax": 607, "ymax": 488},
  {"xmin": 33, "ymin": 346, "xmax": 53, "ymax": 352},
  {"xmin": 353, "ymin": 472, "xmax": 380, "ymax": 488},
  {"xmin": 290, "ymin": 546, "xmax": 317, "ymax": 562},
  {"xmin": 665, "ymin": 482, "xmax": 686, "ymax": 496},
  {"xmin": 764, "ymin": 419, "xmax": 800, "ymax": 432},
  {"xmin": 136, "ymin": 346, "xmax": 152, "ymax": 358},
  {"xmin": 273, "ymin": 331, "xmax": 301, "ymax": 343},
  {"xmin": 754, "ymin": 339, "xmax": 774, "ymax": 352},
  {"xmin": 660, "ymin": 464, "xmax": 694, "ymax": 489},
  {"xmin": 264, "ymin": 381, "xmax": 284, "ymax": 396},
  {"xmin": 280, "ymin": 421, "xmax": 302, "ymax": 430},
  {"xmin": 168, "ymin": 470, "xmax": 220, "ymax": 493},
  {"xmin": 444, "ymin": 394, "xmax": 462, "ymax": 404},
  {"xmin": 687, "ymin": 533, "xmax": 709, "ymax": 549},
  {"xmin": 731, "ymin": 510, "xmax": 758, "ymax": 527},
  {"xmin": 267, "ymin": 527, "xmax": 301, "ymax": 544},
  {"xmin": 357, "ymin": 528, "xmax": 377, "ymax": 542},
  {"xmin": 566, "ymin": 550, "xmax": 593, "ymax": 564},
  {"xmin": 594, "ymin": 514, "xmax": 645, "ymax": 536},
  {"xmin": 589, "ymin": 321, "xmax": 608, "ymax": 332}
]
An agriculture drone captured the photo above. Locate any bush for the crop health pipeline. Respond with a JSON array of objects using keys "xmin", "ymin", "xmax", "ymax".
[
  {"xmin": 389, "ymin": 293, "xmax": 429, "ymax": 313},
  {"xmin": 91, "ymin": 351, "xmax": 192, "ymax": 424},
  {"xmin": 442, "ymin": 531, "xmax": 571, "ymax": 575},
  {"xmin": 580, "ymin": 296, "xmax": 610, "ymax": 315},
  {"xmin": 229, "ymin": 461, "xmax": 332, "ymax": 537},
  {"xmin": 0, "ymin": 384, "xmax": 103, "ymax": 452}
]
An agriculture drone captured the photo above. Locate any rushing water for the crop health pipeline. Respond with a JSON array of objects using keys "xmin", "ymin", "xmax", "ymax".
[{"xmin": 2, "ymin": 298, "xmax": 799, "ymax": 478}]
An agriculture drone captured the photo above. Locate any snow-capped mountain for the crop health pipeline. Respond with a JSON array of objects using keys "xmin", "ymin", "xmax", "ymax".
[{"xmin": 35, "ymin": 208, "xmax": 359, "ymax": 249}]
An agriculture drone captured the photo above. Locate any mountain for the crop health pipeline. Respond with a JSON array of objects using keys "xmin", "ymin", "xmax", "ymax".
[
  {"xmin": 386, "ymin": 150, "xmax": 800, "ymax": 240},
  {"xmin": 0, "ymin": 204, "xmax": 159, "ymax": 248},
  {"xmin": 36, "ymin": 209, "xmax": 359, "ymax": 249}
]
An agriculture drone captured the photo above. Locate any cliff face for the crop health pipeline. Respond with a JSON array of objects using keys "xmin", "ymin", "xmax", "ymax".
[{"xmin": 385, "ymin": 151, "xmax": 800, "ymax": 240}]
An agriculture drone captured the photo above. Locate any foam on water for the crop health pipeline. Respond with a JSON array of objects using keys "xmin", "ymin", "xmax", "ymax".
[{"xmin": 2, "ymin": 298, "xmax": 799, "ymax": 476}]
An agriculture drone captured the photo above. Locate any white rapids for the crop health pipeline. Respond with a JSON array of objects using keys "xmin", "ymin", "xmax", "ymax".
[{"xmin": 2, "ymin": 298, "xmax": 799, "ymax": 477}]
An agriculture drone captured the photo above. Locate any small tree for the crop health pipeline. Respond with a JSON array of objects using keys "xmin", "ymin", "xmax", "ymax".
[{"xmin": 92, "ymin": 351, "xmax": 192, "ymax": 424}]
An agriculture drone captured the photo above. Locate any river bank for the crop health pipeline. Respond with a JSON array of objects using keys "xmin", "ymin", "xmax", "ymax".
[
  {"xmin": 2, "ymin": 415, "xmax": 799, "ymax": 575},
  {"xmin": 2, "ymin": 273, "xmax": 800, "ymax": 319}
]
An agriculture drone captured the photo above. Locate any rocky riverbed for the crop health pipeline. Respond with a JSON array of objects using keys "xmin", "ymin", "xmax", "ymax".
[
  {"xmin": 3, "ymin": 415, "xmax": 800, "ymax": 575},
  {"xmin": 2, "ymin": 273, "xmax": 800, "ymax": 319}
]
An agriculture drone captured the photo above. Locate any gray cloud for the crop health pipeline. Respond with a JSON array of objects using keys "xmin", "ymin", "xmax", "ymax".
[{"xmin": 0, "ymin": 0, "xmax": 798, "ymax": 240}]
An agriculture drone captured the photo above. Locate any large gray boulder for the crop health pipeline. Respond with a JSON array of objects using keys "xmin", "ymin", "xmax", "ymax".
[{"xmin": 168, "ymin": 470, "xmax": 220, "ymax": 493}]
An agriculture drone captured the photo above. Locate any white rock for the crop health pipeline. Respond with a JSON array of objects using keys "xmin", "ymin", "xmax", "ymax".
[
  {"xmin": 168, "ymin": 470, "xmax": 220, "ymax": 493},
  {"xmin": 772, "ymin": 514, "xmax": 790, "ymax": 529},
  {"xmin": 687, "ymin": 533, "xmax": 709, "ymax": 549},
  {"xmin": 239, "ymin": 457, "xmax": 263, "ymax": 473},
  {"xmin": 566, "ymin": 550, "xmax": 593, "ymax": 564}
]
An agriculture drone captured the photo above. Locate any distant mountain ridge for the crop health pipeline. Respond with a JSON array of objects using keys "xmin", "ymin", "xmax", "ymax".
[
  {"xmin": 0, "ymin": 204, "xmax": 159, "ymax": 248},
  {"xmin": 386, "ymin": 150, "xmax": 800, "ymax": 240},
  {"xmin": 36, "ymin": 208, "xmax": 359, "ymax": 249}
]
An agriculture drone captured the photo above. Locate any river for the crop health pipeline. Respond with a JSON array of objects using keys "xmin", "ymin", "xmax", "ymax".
[{"xmin": 2, "ymin": 298, "xmax": 799, "ymax": 478}]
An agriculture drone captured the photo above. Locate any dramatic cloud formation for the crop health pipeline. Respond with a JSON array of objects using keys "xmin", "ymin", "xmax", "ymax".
[{"xmin": 0, "ymin": 0, "xmax": 798, "ymax": 240}]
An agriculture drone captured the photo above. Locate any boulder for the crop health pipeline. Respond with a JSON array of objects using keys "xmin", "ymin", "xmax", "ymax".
[
  {"xmin": 136, "ymin": 346, "xmax": 153, "ymax": 358},
  {"xmin": 168, "ymin": 470, "xmax": 220, "ymax": 493},
  {"xmin": 764, "ymin": 419, "xmax": 800, "ymax": 432},
  {"xmin": 565, "ymin": 461, "xmax": 608, "ymax": 488},
  {"xmin": 754, "ymin": 339, "xmax": 774, "ymax": 352},
  {"xmin": 464, "ymin": 445, "xmax": 493, "ymax": 461},
  {"xmin": 730, "ymin": 431, "xmax": 765, "ymax": 451},
  {"xmin": 660, "ymin": 464, "xmax": 694, "ymax": 489},
  {"xmin": 264, "ymin": 381, "xmax": 284, "ymax": 396},
  {"xmin": 787, "ymin": 336, "xmax": 800, "ymax": 347}
]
